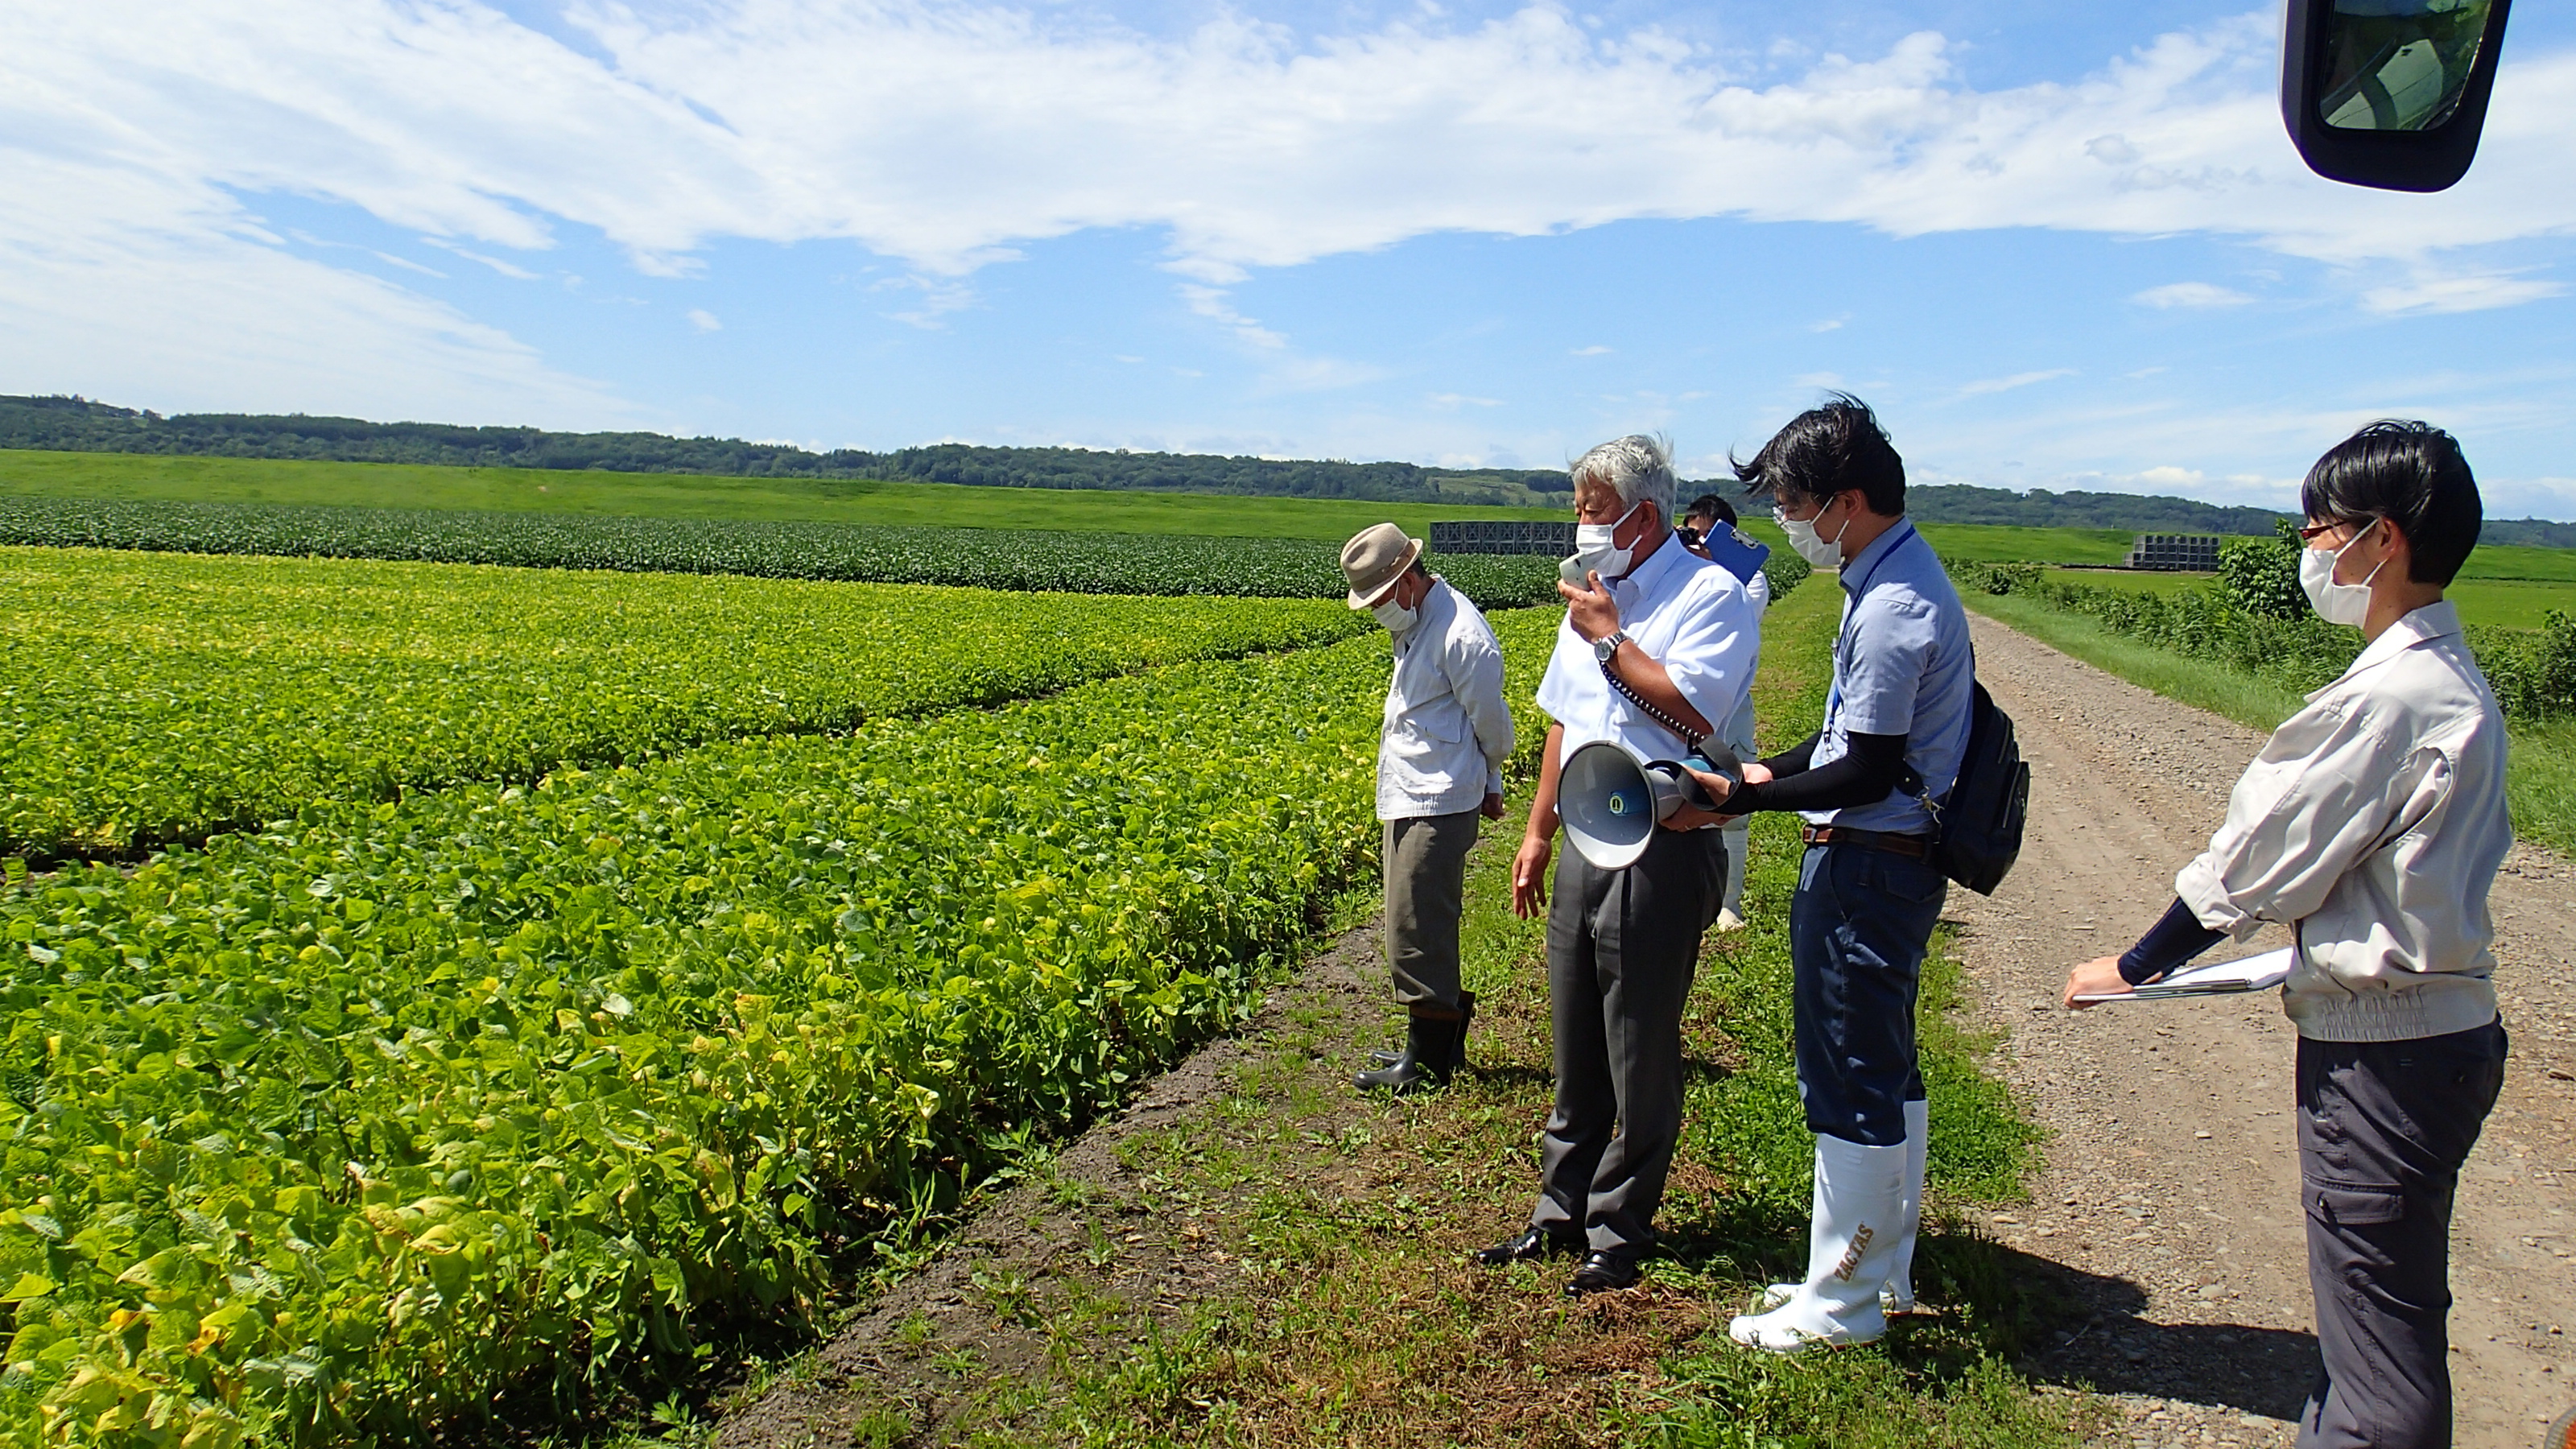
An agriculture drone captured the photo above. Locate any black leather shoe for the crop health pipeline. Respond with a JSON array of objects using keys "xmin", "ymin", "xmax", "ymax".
[
  {"xmin": 1564, "ymin": 1249, "xmax": 1641, "ymax": 1297},
  {"xmin": 1472, "ymin": 1227, "xmax": 1583, "ymax": 1267}
]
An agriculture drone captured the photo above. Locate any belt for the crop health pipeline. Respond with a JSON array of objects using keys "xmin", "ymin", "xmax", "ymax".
[{"xmin": 1799, "ymin": 824, "xmax": 1933, "ymax": 860}]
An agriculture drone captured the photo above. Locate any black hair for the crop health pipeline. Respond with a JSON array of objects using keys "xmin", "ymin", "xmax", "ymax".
[
  {"xmin": 1731, "ymin": 393, "xmax": 1905, "ymax": 517},
  {"xmin": 1686, "ymin": 493, "xmax": 1737, "ymax": 527},
  {"xmin": 1409, "ymin": 555, "xmax": 1433, "ymax": 580},
  {"xmin": 2300, "ymin": 420, "xmax": 2481, "ymax": 586}
]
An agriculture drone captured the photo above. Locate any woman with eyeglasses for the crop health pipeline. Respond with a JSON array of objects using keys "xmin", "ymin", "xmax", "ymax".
[{"xmin": 2062, "ymin": 421, "xmax": 2512, "ymax": 1449}]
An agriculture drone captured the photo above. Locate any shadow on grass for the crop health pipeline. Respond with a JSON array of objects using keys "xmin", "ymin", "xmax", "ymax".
[{"xmin": 1650, "ymin": 1209, "xmax": 2317, "ymax": 1423}]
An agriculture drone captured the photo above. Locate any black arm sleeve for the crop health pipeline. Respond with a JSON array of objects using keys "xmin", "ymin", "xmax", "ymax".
[
  {"xmin": 1726, "ymin": 731, "xmax": 1909, "ymax": 815},
  {"xmin": 1759, "ymin": 730, "xmax": 1823, "ymax": 780},
  {"xmin": 2116, "ymin": 898, "xmax": 2227, "ymax": 985}
]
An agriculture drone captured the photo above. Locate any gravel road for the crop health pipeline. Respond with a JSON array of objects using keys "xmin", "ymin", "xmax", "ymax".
[{"xmin": 1948, "ymin": 613, "xmax": 2576, "ymax": 1449}]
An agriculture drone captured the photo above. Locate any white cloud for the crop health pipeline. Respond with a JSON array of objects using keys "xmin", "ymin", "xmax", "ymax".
[
  {"xmin": 1571, "ymin": 345, "xmax": 1613, "ymax": 356},
  {"xmin": 1809, "ymin": 316, "xmax": 1847, "ymax": 332},
  {"xmin": 687, "ymin": 308, "xmax": 722, "ymax": 332},
  {"xmin": 1427, "ymin": 392, "xmax": 1502, "ymax": 408},
  {"xmin": 6, "ymin": 0, "xmax": 2575, "ymax": 423},
  {"xmin": 2483, "ymin": 476, "xmax": 2576, "ymax": 520},
  {"xmin": 15, "ymin": 3, "xmax": 2576, "ymax": 279},
  {"xmin": 876, "ymin": 275, "xmax": 981, "ymax": 328},
  {"xmin": 421, "ymin": 237, "xmax": 540, "ymax": 279},
  {"xmin": 2361, "ymin": 271, "xmax": 2569, "ymax": 316},
  {"xmin": 0, "ymin": 152, "xmax": 625, "ymax": 424},
  {"xmin": 2132, "ymin": 281, "xmax": 2252, "ymax": 309},
  {"xmin": 1954, "ymin": 368, "xmax": 2076, "ymax": 399}
]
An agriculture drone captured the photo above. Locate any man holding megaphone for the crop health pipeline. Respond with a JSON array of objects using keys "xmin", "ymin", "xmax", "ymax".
[{"xmin": 1470, "ymin": 434, "xmax": 1761, "ymax": 1297}]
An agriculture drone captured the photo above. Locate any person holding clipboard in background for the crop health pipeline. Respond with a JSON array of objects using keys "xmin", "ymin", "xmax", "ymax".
[{"xmin": 2063, "ymin": 422, "xmax": 2512, "ymax": 1449}]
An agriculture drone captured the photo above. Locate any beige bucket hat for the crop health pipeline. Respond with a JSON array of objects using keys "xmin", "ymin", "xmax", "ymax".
[{"xmin": 1340, "ymin": 522, "xmax": 1424, "ymax": 609}]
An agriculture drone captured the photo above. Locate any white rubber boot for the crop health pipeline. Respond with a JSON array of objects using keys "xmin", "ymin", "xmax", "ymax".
[
  {"xmin": 1752, "ymin": 1100, "xmax": 1928, "ymax": 1315},
  {"xmin": 1882, "ymin": 1098, "xmax": 1929, "ymax": 1313},
  {"xmin": 1730, "ymin": 1133, "xmax": 1907, "ymax": 1352},
  {"xmin": 1716, "ymin": 820, "xmax": 1749, "ymax": 931}
]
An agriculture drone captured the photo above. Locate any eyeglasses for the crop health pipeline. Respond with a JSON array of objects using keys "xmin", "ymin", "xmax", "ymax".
[{"xmin": 2295, "ymin": 517, "xmax": 2378, "ymax": 543}]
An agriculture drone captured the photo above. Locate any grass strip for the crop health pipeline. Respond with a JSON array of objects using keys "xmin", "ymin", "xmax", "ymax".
[
  {"xmin": 0, "ymin": 449, "xmax": 1567, "ymax": 541},
  {"xmin": 862, "ymin": 574, "xmax": 2083, "ymax": 1448}
]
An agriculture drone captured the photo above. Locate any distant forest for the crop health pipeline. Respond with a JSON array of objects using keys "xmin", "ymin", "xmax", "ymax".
[
  {"xmin": 0, "ymin": 394, "xmax": 1567, "ymax": 505},
  {"xmin": 10, "ymin": 394, "xmax": 2574, "ymax": 547}
]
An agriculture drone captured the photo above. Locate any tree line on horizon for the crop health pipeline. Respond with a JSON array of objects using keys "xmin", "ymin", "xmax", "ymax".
[{"xmin": 9, "ymin": 393, "xmax": 2574, "ymax": 547}]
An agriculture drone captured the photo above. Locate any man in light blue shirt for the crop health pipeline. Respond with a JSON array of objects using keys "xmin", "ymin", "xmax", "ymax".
[{"xmin": 1669, "ymin": 395, "xmax": 1973, "ymax": 1352}]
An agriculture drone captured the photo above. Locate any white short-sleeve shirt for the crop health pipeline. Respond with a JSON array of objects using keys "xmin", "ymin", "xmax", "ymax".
[{"xmin": 1534, "ymin": 532, "xmax": 1760, "ymax": 768}]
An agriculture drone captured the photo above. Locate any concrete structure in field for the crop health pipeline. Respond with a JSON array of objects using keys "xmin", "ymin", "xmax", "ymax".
[
  {"xmin": 1430, "ymin": 521, "xmax": 1579, "ymax": 556},
  {"xmin": 2126, "ymin": 533, "xmax": 2223, "ymax": 572}
]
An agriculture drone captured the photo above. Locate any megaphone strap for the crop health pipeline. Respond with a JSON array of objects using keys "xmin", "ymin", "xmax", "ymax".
[{"xmin": 1600, "ymin": 657, "xmax": 1707, "ymax": 747}]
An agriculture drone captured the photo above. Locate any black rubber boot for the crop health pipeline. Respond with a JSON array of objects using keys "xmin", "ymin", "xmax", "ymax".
[
  {"xmin": 1354, "ymin": 1011, "xmax": 1457, "ymax": 1095},
  {"xmin": 1372, "ymin": 991, "xmax": 1476, "ymax": 1071},
  {"xmin": 1451, "ymin": 989, "xmax": 1476, "ymax": 1073}
]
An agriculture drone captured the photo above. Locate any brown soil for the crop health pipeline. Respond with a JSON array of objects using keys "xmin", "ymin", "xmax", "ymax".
[
  {"xmin": 712, "ymin": 918, "xmax": 1400, "ymax": 1448},
  {"xmin": 1951, "ymin": 614, "xmax": 2576, "ymax": 1448}
]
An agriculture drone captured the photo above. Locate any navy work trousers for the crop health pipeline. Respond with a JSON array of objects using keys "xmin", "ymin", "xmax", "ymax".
[
  {"xmin": 2295, "ymin": 1018, "xmax": 2508, "ymax": 1449},
  {"xmin": 1789, "ymin": 841, "xmax": 1947, "ymax": 1147}
]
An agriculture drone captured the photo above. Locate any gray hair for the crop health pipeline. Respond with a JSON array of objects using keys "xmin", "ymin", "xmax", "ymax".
[{"xmin": 1568, "ymin": 434, "xmax": 1676, "ymax": 517}]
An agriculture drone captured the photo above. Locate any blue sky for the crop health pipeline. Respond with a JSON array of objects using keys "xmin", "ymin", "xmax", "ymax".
[{"xmin": 3, "ymin": 0, "xmax": 2572, "ymax": 514}]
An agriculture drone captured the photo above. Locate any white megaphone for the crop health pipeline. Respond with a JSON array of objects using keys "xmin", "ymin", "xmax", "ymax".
[{"xmin": 1558, "ymin": 739, "xmax": 1743, "ymax": 870}]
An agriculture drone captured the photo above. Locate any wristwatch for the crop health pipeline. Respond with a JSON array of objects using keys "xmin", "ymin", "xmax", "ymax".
[{"xmin": 1593, "ymin": 630, "xmax": 1628, "ymax": 665}]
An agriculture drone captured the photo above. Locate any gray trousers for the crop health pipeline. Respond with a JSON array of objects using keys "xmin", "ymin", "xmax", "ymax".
[
  {"xmin": 2295, "ymin": 1018, "xmax": 2508, "ymax": 1449},
  {"xmin": 1529, "ymin": 828, "xmax": 1725, "ymax": 1253},
  {"xmin": 1384, "ymin": 812, "xmax": 1480, "ymax": 1013}
]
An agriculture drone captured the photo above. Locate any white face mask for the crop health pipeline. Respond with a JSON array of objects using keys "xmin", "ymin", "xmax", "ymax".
[
  {"xmin": 1775, "ymin": 496, "xmax": 1851, "ymax": 569},
  {"xmin": 1371, "ymin": 596, "xmax": 1418, "ymax": 632},
  {"xmin": 1571, "ymin": 501, "xmax": 1649, "ymax": 580},
  {"xmin": 2299, "ymin": 522, "xmax": 2387, "ymax": 626}
]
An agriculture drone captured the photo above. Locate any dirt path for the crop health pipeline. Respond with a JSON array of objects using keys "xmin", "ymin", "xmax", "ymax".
[
  {"xmin": 714, "ymin": 915, "xmax": 1401, "ymax": 1448},
  {"xmin": 1949, "ymin": 613, "xmax": 2576, "ymax": 1448}
]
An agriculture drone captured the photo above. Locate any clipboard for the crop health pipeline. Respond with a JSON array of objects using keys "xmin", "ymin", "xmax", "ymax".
[{"xmin": 2074, "ymin": 947, "xmax": 2295, "ymax": 1004}]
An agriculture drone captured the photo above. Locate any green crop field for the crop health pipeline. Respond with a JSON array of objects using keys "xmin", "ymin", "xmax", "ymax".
[
  {"xmin": 0, "ymin": 547, "xmax": 1370, "ymax": 860},
  {"xmin": 0, "ymin": 450, "xmax": 1564, "ymax": 542},
  {"xmin": 0, "ymin": 496, "xmax": 1567, "ymax": 608},
  {"xmin": 0, "ymin": 592, "xmax": 1565, "ymax": 1448}
]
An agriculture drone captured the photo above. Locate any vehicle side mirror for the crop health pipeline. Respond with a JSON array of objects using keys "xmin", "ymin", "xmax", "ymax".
[{"xmin": 2282, "ymin": 0, "xmax": 2512, "ymax": 192}]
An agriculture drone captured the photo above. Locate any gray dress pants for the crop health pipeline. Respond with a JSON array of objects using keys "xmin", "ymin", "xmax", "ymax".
[
  {"xmin": 1529, "ymin": 827, "xmax": 1725, "ymax": 1254},
  {"xmin": 1383, "ymin": 812, "xmax": 1481, "ymax": 1013},
  {"xmin": 2295, "ymin": 1018, "xmax": 2508, "ymax": 1449}
]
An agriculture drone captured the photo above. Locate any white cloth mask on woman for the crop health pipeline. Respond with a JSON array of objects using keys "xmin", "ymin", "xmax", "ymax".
[
  {"xmin": 1776, "ymin": 496, "xmax": 1851, "ymax": 569},
  {"xmin": 1372, "ymin": 597, "xmax": 1418, "ymax": 632},
  {"xmin": 1572, "ymin": 502, "xmax": 1649, "ymax": 580},
  {"xmin": 2299, "ymin": 522, "xmax": 2386, "ymax": 627}
]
